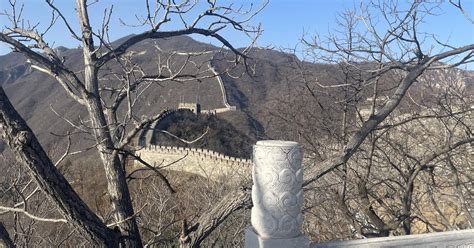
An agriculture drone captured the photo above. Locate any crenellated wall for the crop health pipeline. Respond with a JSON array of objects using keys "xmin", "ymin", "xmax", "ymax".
[{"xmin": 134, "ymin": 145, "xmax": 252, "ymax": 181}]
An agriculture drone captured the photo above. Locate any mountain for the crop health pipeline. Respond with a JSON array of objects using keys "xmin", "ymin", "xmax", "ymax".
[
  {"xmin": 0, "ymin": 36, "xmax": 310, "ymax": 154},
  {"xmin": 0, "ymin": 36, "xmax": 227, "ymax": 155},
  {"xmin": 0, "ymin": 35, "xmax": 472, "ymax": 159}
]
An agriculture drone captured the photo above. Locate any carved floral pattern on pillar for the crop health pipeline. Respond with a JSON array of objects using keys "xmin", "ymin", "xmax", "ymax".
[{"xmin": 251, "ymin": 140, "xmax": 304, "ymax": 239}]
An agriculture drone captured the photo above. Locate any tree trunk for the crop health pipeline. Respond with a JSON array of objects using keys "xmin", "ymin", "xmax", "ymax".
[
  {"xmin": 402, "ymin": 178, "xmax": 414, "ymax": 235},
  {"xmin": 82, "ymin": 65, "xmax": 142, "ymax": 247},
  {"xmin": 75, "ymin": 0, "xmax": 142, "ymax": 244},
  {"xmin": 0, "ymin": 222, "xmax": 15, "ymax": 248},
  {"xmin": 0, "ymin": 87, "xmax": 117, "ymax": 246}
]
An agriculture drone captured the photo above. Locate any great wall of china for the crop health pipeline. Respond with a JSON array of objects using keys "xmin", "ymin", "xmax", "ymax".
[
  {"xmin": 208, "ymin": 65, "xmax": 237, "ymax": 113},
  {"xmin": 137, "ymin": 108, "xmax": 186, "ymax": 146},
  {"xmin": 133, "ymin": 62, "xmax": 250, "ymax": 180},
  {"xmin": 134, "ymin": 106, "xmax": 252, "ymax": 181},
  {"xmin": 134, "ymin": 145, "xmax": 251, "ymax": 181}
]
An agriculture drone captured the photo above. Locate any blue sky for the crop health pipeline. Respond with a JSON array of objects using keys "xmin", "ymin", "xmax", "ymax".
[{"xmin": 1, "ymin": 0, "xmax": 473, "ymax": 60}]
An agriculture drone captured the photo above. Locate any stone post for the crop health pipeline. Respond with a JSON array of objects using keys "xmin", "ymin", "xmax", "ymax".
[{"xmin": 245, "ymin": 140, "xmax": 309, "ymax": 248}]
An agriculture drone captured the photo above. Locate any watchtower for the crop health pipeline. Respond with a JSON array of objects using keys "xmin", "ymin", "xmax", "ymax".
[{"xmin": 178, "ymin": 102, "xmax": 201, "ymax": 114}]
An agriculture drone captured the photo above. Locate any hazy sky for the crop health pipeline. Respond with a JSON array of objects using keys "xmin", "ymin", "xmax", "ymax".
[{"xmin": 1, "ymin": 0, "xmax": 473, "ymax": 58}]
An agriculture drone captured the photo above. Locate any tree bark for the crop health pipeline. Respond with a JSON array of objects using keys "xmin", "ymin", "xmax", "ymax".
[
  {"xmin": 0, "ymin": 222, "xmax": 15, "ymax": 248},
  {"xmin": 82, "ymin": 69, "xmax": 142, "ymax": 246},
  {"xmin": 0, "ymin": 87, "xmax": 117, "ymax": 246},
  {"xmin": 180, "ymin": 188, "xmax": 252, "ymax": 248},
  {"xmin": 76, "ymin": 0, "xmax": 142, "ymax": 246}
]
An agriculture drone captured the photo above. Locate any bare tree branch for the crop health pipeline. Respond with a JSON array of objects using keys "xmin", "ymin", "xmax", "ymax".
[
  {"xmin": 0, "ymin": 206, "xmax": 67, "ymax": 223},
  {"xmin": 0, "ymin": 33, "xmax": 86, "ymax": 105},
  {"xmin": 180, "ymin": 187, "xmax": 251, "ymax": 248},
  {"xmin": 97, "ymin": 27, "xmax": 248, "ymax": 67},
  {"xmin": 304, "ymin": 43, "xmax": 474, "ymax": 186}
]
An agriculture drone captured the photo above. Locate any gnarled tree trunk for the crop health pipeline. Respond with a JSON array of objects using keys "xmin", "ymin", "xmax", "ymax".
[{"xmin": 0, "ymin": 87, "xmax": 118, "ymax": 247}]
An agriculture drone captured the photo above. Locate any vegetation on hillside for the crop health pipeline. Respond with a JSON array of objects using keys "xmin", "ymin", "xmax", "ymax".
[{"xmin": 152, "ymin": 110, "xmax": 254, "ymax": 158}]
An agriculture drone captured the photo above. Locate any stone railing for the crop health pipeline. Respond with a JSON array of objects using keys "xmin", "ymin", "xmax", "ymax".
[
  {"xmin": 312, "ymin": 229, "xmax": 474, "ymax": 247},
  {"xmin": 134, "ymin": 145, "xmax": 251, "ymax": 181}
]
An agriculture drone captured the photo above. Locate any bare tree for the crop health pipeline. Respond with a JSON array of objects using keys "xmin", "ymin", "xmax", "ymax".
[
  {"xmin": 1, "ymin": 0, "xmax": 473, "ymax": 245},
  {"xmin": 0, "ymin": 0, "xmax": 263, "ymax": 246},
  {"xmin": 266, "ymin": 0, "xmax": 473, "ymax": 240},
  {"xmin": 301, "ymin": 1, "xmax": 473, "ymax": 184}
]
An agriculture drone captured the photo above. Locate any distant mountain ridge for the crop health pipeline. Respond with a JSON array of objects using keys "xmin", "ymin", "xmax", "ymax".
[{"xmin": 0, "ymin": 35, "xmax": 472, "ymax": 157}]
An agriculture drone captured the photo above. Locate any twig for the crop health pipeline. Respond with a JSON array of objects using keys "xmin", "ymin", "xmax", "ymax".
[{"xmin": 0, "ymin": 206, "xmax": 67, "ymax": 223}]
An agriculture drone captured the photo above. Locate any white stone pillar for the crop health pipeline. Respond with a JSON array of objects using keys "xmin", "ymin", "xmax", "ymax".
[{"xmin": 245, "ymin": 140, "xmax": 309, "ymax": 248}]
